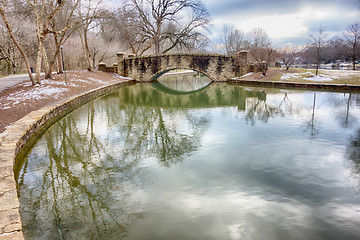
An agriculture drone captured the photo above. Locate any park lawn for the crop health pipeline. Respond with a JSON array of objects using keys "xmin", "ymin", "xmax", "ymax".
[{"xmin": 266, "ymin": 68, "xmax": 360, "ymax": 85}]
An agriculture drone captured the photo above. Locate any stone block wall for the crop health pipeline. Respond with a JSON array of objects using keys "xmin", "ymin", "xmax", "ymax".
[
  {"xmin": 0, "ymin": 80, "xmax": 135, "ymax": 240},
  {"xmin": 114, "ymin": 52, "xmax": 249, "ymax": 82}
]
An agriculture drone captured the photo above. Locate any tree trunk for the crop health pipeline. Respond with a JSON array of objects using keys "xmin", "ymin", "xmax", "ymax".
[
  {"xmin": 11, "ymin": 62, "xmax": 16, "ymax": 74},
  {"xmin": 53, "ymin": 35, "xmax": 63, "ymax": 73},
  {"xmin": 83, "ymin": 30, "xmax": 93, "ymax": 71},
  {"xmin": 352, "ymin": 39, "xmax": 357, "ymax": 70},
  {"xmin": 315, "ymin": 48, "xmax": 320, "ymax": 76},
  {"xmin": 154, "ymin": 22, "xmax": 161, "ymax": 55},
  {"xmin": 353, "ymin": 57, "xmax": 356, "ymax": 71},
  {"xmin": 43, "ymin": 46, "xmax": 52, "ymax": 79},
  {"xmin": 154, "ymin": 37, "xmax": 160, "ymax": 55},
  {"xmin": 352, "ymin": 44, "xmax": 356, "ymax": 70},
  {"xmin": 58, "ymin": 54, "xmax": 63, "ymax": 73},
  {"xmin": 35, "ymin": 39, "xmax": 44, "ymax": 84},
  {"xmin": 0, "ymin": 6, "xmax": 36, "ymax": 84}
]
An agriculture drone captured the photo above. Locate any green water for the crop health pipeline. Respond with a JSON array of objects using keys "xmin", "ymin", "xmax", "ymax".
[{"xmin": 17, "ymin": 76, "xmax": 360, "ymax": 240}]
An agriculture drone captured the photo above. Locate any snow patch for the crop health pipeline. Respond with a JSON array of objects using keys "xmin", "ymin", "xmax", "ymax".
[
  {"xmin": 113, "ymin": 73, "xmax": 133, "ymax": 80},
  {"xmin": 0, "ymin": 85, "xmax": 68, "ymax": 109},
  {"xmin": 0, "ymin": 131, "xmax": 8, "ymax": 138},
  {"xmin": 281, "ymin": 72, "xmax": 313, "ymax": 80},
  {"xmin": 41, "ymin": 79, "xmax": 78, "ymax": 87},
  {"xmin": 241, "ymin": 72, "xmax": 254, "ymax": 78},
  {"xmin": 304, "ymin": 75, "xmax": 334, "ymax": 82}
]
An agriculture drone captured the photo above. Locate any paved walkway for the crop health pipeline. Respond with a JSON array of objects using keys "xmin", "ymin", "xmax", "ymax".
[{"xmin": 0, "ymin": 73, "xmax": 45, "ymax": 92}]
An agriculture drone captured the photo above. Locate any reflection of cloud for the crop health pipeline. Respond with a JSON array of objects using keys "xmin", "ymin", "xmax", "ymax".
[{"xmin": 228, "ymin": 222, "xmax": 253, "ymax": 240}]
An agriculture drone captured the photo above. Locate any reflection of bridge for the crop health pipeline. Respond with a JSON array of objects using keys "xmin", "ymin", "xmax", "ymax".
[
  {"xmin": 99, "ymin": 52, "xmax": 249, "ymax": 82},
  {"xmin": 150, "ymin": 81, "xmax": 212, "ymax": 95},
  {"xmin": 107, "ymin": 83, "xmax": 266, "ymax": 110},
  {"xmin": 151, "ymin": 71, "xmax": 212, "ymax": 95}
]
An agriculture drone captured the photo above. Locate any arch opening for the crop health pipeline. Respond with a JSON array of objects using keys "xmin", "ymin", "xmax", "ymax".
[
  {"xmin": 150, "ymin": 68, "xmax": 214, "ymax": 82},
  {"xmin": 150, "ymin": 69, "xmax": 212, "ymax": 95}
]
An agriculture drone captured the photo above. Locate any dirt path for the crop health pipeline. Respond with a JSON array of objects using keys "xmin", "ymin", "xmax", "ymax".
[{"xmin": 0, "ymin": 70, "xmax": 130, "ymax": 135}]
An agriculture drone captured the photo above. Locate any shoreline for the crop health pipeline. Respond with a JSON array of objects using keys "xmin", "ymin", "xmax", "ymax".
[
  {"xmin": 229, "ymin": 78, "xmax": 360, "ymax": 92},
  {"xmin": 0, "ymin": 72, "xmax": 134, "ymax": 240},
  {"xmin": 0, "ymin": 69, "xmax": 359, "ymax": 239}
]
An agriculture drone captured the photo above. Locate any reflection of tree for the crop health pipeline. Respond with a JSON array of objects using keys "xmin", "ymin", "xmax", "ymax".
[
  {"xmin": 244, "ymin": 97, "xmax": 281, "ymax": 125},
  {"xmin": 279, "ymin": 93, "xmax": 293, "ymax": 116},
  {"xmin": 304, "ymin": 93, "xmax": 319, "ymax": 138},
  {"xmin": 346, "ymin": 129, "xmax": 360, "ymax": 176},
  {"xmin": 18, "ymin": 102, "xmax": 145, "ymax": 239},
  {"xmin": 336, "ymin": 93, "xmax": 357, "ymax": 129},
  {"xmin": 104, "ymin": 102, "xmax": 209, "ymax": 167},
  {"xmin": 18, "ymin": 85, "xmax": 210, "ymax": 239}
]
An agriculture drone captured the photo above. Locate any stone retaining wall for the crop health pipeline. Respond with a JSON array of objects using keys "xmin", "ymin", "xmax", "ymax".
[
  {"xmin": 2, "ymin": 77, "xmax": 358, "ymax": 239},
  {"xmin": 0, "ymin": 80, "xmax": 135, "ymax": 240},
  {"xmin": 228, "ymin": 79, "xmax": 360, "ymax": 92}
]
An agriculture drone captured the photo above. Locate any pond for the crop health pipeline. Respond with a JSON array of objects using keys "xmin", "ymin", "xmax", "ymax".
[{"xmin": 16, "ymin": 73, "xmax": 360, "ymax": 240}]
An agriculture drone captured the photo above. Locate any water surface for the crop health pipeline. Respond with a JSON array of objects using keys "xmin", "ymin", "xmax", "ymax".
[{"xmin": 17, "ymin": 75, "xmax": 360, "ymax": 240}]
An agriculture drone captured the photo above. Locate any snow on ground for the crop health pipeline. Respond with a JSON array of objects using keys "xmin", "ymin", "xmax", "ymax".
[
  {"xmin": 0, "ymin": 84, "xmax": 68, "ymax": 110},
  {"xmin": 303, "ymin": 75, "xmax": 334, "ymax": 82},
  {"xmin": 320, "ymin": 69, "xmax": 360, "ymax": 77},
  {"xmin": 281, "ymin": 72, "xmax": 313, "ymax": 81},
  {"xmin": 281, "ymin": 69, "xmax": 360, "ymax": 82},
  {"xmin": 41, "ymin": 79, "xmax": 79, "ymax": 87},
  {"xmin": 241, "ymin": 72, "xmax": 254, "ymax": 77},
  {"xmin": 113, "ymin": 73, "xmax": 133, "ymax": 80}
]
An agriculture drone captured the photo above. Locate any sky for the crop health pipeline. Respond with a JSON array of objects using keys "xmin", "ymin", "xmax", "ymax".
[{"xmin": 203, "ymin": 0, "xmax": 360, "ymax": 46}]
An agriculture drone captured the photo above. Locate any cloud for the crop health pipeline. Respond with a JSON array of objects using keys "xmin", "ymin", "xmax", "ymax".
[
  {"xmin": 205, "ymin": 0, "xmax": 360, "ymax": 45},
  {"xmin": 206, "ymin": 0, "xmax": 359, "ymax": 16}
]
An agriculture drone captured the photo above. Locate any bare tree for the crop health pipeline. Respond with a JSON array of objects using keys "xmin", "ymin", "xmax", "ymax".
[
  {"xmin": 309, "ymin": 25, "xmax": 327, "ymax": 75},
  {"xmin": 222, "ymin": 25, "xmax": 248, "ymax": 55},
  {"xmin": 106, "ymin": 2, "xmax": 154, "ymax": 56},
  {"xmin": 322, "ymin": 36, "xmax": 348, "ymax": 65},
  {"xmin": 88, "ymin": 33, "xmax": 115, "ymax": 68},
  {"xmin": 248, "ymin": 28, "xmax": 279, "ymax": 75},
  {"xmin": 26, "ymin": 0, "xmax": 66, "ymax": 83},
  {"xmin": 77, "ymin": 0, "xmax": 105, "ymax": 71},
  {"xmin": 47, "ymin": 0, "xmax": 80, "ymax": 77},
  {"xmin": 0, "ymin": 24, "xmax": 20, "ymax": 74},
  {"xmin": 0, "ymin": 1, "xmax": 36, "ymax": 84},
  {"xmin": 280, "ymin": 46, "xmax": 300, "ymax": 70},
  {"xmin": 128, "ymin": 0, "xmax": 209, "ymax": 55},
  {"xmin": 343, "ymin": 22, "xmax": 360, "ymax": 70}
]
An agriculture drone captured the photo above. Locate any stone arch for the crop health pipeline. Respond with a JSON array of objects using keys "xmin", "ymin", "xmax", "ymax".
[{"xmin": 116, "ymin": 53, "xmax": 248, "ymax": 82}]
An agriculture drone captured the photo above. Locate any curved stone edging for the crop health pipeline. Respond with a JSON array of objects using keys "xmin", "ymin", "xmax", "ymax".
[
  {"xmin": 1, "ymin": 78, "xmax": 358, "ymax": 239},
  {"xmin": 229, "ymin": 79, "xmax": 360, "ymax": 92},
  {"xmin": 0, "ymin": 79, "xmax": 135, "ymax": 240}
]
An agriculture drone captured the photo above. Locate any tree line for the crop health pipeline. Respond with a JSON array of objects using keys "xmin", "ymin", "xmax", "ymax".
[
  {"xmin": 0, "ymin": 0, "xmax": 210, "ymax": 84},
  {"xmin": 220, "ymin": 23, "xmax": 360, "ymax": 75},
  {"xmin": 0, "ymin": 0, "xmax": 359, "ymax": 84}
]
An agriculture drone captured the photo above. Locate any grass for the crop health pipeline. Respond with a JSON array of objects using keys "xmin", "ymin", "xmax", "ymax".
[{"xmin": 265, "ymin": 68, "xmax": 360, "ymax": 85}]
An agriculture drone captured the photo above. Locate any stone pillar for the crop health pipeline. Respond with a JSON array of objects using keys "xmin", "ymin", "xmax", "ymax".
[
  {"xmin": 112, "ymin": 63, "xmax": 118, "ymax": 73},
  {"xmin": 236, "ymin": 51, "xmax": 248, "ymax": 64},
  {"xmin": 117, "ymin": 52, "xmax": 126, "ymax": 76},
  {"xmin": 235, "ymin": 50, "xmax": 248, "ymax": 76},
  {"xmin": 128, "ymin": 54, "xmax": 135, "ymax": 58},
  {"xmin": 98, "ymin": 63, "xmax": 106, "ymax": 72}
]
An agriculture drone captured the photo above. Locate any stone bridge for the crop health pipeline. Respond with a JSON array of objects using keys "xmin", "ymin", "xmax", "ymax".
[{"xmin": 99, "ymin": 52, "xmax": 250, "ymax": 82}]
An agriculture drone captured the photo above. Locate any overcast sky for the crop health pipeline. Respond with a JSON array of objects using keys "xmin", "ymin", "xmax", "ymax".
[{"xmin": 203, "ymin": 0, "xmax": 360, "ymax": 46}]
